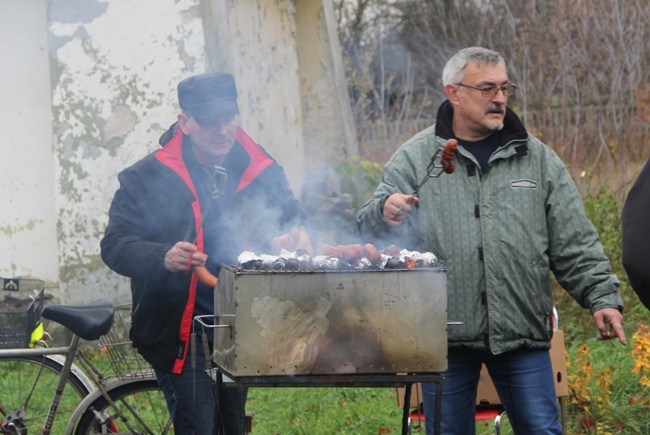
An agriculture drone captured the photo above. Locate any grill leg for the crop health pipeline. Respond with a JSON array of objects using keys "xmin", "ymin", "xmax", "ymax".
[
  {"xmin": 494, "ymin": 413, "xmax": 502, "ymax": 435},
  {"xmin": 402, "ymin": 378, "xmax": 442, "ymax": 435},
  {"xmin": 237, "ymin": 384, "xmax": 248, "ymax": 434},
  {"xmin": 402, "ymin": 383, "xmax": 412, "ymax": 435}
]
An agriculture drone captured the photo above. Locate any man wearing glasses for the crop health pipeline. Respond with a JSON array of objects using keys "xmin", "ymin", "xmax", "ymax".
[{"xmin": 357, "ymin": 47, "xmax": 625, "ymax": 434}]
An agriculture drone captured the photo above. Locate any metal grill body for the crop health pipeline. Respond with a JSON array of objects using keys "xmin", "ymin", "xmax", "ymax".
[{"xmin": 213, "ymin": 265, "xmax": 447, "ymax": 377}]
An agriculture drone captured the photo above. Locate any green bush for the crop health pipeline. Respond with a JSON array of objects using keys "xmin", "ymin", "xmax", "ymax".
[
  {"xmin": 583, "ymin": 187, "xmax": 623, "ymax": 277},
  {"xmin": 336, "ymin": 155, "xmax": 383, "ymax": 209}
]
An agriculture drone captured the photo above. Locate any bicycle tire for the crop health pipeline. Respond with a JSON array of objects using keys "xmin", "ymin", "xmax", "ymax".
[
  {"xmin": 72, "ymin": 378, "xmax": 173, "ymax": 434},
  {"xmin": 0, "ymin": 354, "xmax": 92, "ymax": 434}
]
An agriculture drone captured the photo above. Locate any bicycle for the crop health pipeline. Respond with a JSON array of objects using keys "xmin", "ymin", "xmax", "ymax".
[{"xmin": 0, "ymin": 277, "xmax": 173, "ymax": 434}]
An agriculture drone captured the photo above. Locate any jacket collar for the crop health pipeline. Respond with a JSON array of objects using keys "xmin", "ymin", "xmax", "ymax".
[
  {"xmin": 434, "ymin": 100, "xmax": 528, "ymax": 146},
  {"xmin": 156, "ymin": 123, "xmax": 273, "ymax": 194}
]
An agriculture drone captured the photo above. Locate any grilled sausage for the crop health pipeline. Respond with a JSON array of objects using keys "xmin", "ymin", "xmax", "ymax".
[
  {"xmin": 338, "ymin": 245, "xmax": 360, "ymax": 262},
  {"xmin": 441, "ymin": 139, "xmax": 458, "ymax": 174},
  {"xmin": 321, "ymin": 244, "xmax": 344, "ymax": 258},
  {"xmin": 364, "ymin": 243, "xmax": 381, "ymax": 263},
  {"xmin": 194, "ymin": 265, "xmax": 218, "ymax": 288}
]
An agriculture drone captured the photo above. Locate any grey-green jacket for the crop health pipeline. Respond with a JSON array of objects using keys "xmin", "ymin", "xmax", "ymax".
[{"xmin": 356, "ymin": 101, "xmax": 623, "ymax": 354}]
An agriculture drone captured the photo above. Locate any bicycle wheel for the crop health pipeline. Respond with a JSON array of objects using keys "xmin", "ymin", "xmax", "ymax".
[
  {"xmin": 0, "ymin": 354, "xmax": 91, "ymax": 434},
  {"xmin": 73, "ymin": 378, "xmax": 173, "ymax": 434}
]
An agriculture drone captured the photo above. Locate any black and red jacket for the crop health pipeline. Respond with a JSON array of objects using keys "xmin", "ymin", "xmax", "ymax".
[{"xmin": 101, "ymin": 126, "xmax": 303, "ymax": 373}]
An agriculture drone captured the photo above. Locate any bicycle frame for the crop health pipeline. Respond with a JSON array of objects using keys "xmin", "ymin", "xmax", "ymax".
[
  {"xmin": 0, "ymin": 301, "xmax": 167, "ymax": 435},
  {"xmin": 0, "ymin": 343, "xmax": 95, "ymax": 390},
  {"xmin": 0, "ymin": 335, "xmax": 93, "ymax": 434}
]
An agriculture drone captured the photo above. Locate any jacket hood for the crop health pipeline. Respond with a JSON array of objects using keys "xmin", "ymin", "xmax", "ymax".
[{"xmin": 159, "ymin": 122, "xmax": 178, "ymax": 147}]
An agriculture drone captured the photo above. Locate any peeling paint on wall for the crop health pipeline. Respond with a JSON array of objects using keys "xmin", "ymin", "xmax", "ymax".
[
  {"xmin": 0, "ymin": 220, "xmax": 41, "ymax": 236},
  {"xmin": 49, "ymin": 0, "xmax": 206, "ymax": 301},
  {"xmin": 3, "ymin": 0, "xmax": 356, "ymax": 304}
]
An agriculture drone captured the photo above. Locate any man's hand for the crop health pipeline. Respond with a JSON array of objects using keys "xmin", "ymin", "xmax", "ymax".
[
  {"xmin": 383, "ymin": 193, "xmax": 419, "ymax": 226},
  {"xmin": 164, "ymin": 241, "xmax": 207, "ymax": 272},
  {"xmin": 593, "ymin": 307, "xmax": 627, "ymax": 345}
]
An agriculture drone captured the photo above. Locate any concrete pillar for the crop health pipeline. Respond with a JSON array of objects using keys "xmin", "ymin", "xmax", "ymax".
[
  {"xmin": 0, "ymin": 0, "xmax": 59, "ymax": 282},
  {"xmin": 295, "ymin": 1, "xmax": 358, "ymax": 166}
]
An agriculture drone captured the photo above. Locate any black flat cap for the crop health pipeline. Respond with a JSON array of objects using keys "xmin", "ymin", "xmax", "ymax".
[{"xmin": 177, "ymin": 72, "xmax": 239, "ymax": 125}]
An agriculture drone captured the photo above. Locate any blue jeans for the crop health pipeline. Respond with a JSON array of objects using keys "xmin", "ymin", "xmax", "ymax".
[
  {"xmin": 154, "ymin": 339, "xmax": 247, "ymax": 434},
  {"xmin": 422, "ymin": 348, "xmax": 562, "ymax": 435}
]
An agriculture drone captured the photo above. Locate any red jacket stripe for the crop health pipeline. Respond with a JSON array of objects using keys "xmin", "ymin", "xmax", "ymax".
[
  {"xmin": 154, "ymin": 128, "xmax": 203, "ymax": 374},
  {"xmin": 235, "ymin": 128, "xmax": 274, "ymax": 193}
]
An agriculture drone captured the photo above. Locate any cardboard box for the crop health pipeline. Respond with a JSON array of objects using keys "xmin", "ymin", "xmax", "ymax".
[
  {"xmin": 398, "ymin": 330, "xmax": 568, "ymax": 408},
  {"xmin": 550, "ymin": 330, "xmax": 569, "ymax": 397}
]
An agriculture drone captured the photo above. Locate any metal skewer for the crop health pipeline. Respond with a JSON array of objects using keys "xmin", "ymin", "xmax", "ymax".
[{"xmin": 400, "ymin": 139, "xmax": 458, "ymax": 208}]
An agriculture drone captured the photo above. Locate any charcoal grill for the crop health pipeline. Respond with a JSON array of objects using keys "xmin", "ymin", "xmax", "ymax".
[
  {"xmin": 213, "ymin": 265, "xmax": 447, "ymax": 376},
  {"xmin": 211, "ymin": 264, "xmax": 448, "ymax": 434}
]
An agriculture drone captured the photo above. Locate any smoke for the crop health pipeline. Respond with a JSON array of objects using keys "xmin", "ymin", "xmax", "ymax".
[
  {"xmin": 299, "ymin": 164, "xmax": 361, "ymax": 249},
  {"xmin": 199, "ymin": 160, "xmax": 375, "ymax": 267}
]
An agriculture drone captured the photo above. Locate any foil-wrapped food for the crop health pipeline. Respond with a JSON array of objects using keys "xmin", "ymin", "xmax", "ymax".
[{"xmin": 237, "ymin": 243, "xmax": 442, "ymax": 271}]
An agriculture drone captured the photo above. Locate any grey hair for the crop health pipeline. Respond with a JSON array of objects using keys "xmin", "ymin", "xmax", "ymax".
[{"xmin": 442, "ymin": 47, "xmax": 506, "ymax": 86}]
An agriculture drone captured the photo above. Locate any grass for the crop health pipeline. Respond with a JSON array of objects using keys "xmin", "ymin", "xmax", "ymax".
[
  {"xmin": 246, "ymin": 387, "xmax": 512, "ymax": 434},
  {"xmin": 247, "ymin": 387, "xmax": 402, "ymax": 434}
]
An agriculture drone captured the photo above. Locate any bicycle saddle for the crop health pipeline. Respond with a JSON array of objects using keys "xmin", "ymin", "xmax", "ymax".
[{"xmin": 42, "ymin": 299, "xmax": 115, "ymax": 341}]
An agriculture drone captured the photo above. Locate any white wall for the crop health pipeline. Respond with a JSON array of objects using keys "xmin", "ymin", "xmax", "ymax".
[
  {"xmin": 0, "ymin": 0, "xmax": 357, "ymax": 303},
  {"xmin": 48, "ymin": 0, "xmax": 207, "ymax": 303},
  {"xmin": 0, "ymin": 0, "xmax": 59, "ymax": 282}
]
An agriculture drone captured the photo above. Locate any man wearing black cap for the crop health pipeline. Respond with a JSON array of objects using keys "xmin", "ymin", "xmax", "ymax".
[{"xmin": 101, "ymin": 72, "xmax": 310, "ymax": 434}]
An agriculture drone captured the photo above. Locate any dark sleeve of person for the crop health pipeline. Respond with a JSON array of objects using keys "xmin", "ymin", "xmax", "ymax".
[
  {"xmin": 622, "ymin": 158, "xmax": 650, "ymax": 310},
  {"xmin": 100, "ymin": 162, "xmax": 192, "ymax": 283}
]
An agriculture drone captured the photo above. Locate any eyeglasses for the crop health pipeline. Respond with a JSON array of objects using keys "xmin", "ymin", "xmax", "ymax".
[{"xmin": 455, "ymin": 82, "xmax": 518, "ymax": 98}]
